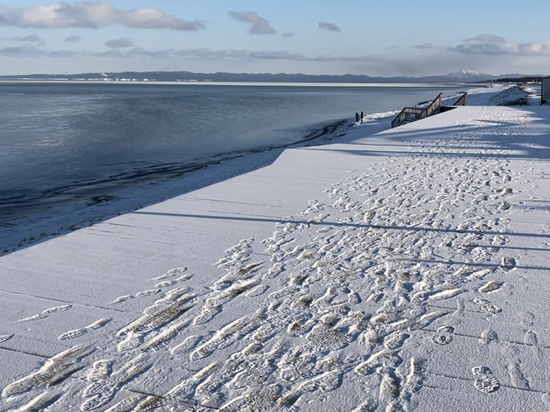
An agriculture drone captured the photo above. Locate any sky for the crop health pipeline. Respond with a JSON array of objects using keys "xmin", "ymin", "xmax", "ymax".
[{"xmin": 1, "ymin": 0, "xmax": 550, "ymax": 77}]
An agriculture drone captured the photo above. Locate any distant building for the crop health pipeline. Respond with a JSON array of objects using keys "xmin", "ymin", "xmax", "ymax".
[{"xmin": 542, "ymin": 76, "xmax": 550, "ymax": 104}]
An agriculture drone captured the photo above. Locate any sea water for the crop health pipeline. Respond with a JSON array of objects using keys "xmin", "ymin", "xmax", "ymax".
[{"xmin": 0, "ymin": 82, "xmax": 469, "ymax": 225}]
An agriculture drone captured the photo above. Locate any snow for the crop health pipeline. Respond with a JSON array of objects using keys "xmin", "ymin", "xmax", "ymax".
[
  {"xmin": 1, "ymin": 82, "xmax": 550, "ymax": 411},
  {"xmin": 442, "ymin": 69, "xmax": 493, "ymax": 80}
]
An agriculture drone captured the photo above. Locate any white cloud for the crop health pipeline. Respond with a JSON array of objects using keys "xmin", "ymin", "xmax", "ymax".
[
  {"xmin": 0, "ymin": 1, "xmax": 205, "ymax": 31},
  {"xmin": 228, "ymin": 11, "xmax": 276, "ymax": 35},
  {"xmin": 318, "ymin": 21, "xmax": 340, "ymax": 32},
  {"xmin": 449, "ymin": 34, "xmax": 550, "ymax": 56},
  {"xmin": 0, "ymin": 45, "xmax": 304, "ymax": 60},
  {"xmin": 0, "ymin": 44, "xmax": 44, "ymax": 57},
  {"xmin": 0, "ymin": 46, "xmax": 438, "ymax": 68},
  {"xmin": 0, "ymin": 42, "xmax": 522, "ymax": 78},
  {"xmin": 415, "ymin": 43, "xmax": 433, "ymax": 49},
  {"xmin": 126, "ymin": 47, "xmax": 174, "ymax": 58},
  {"xmin": 0, "ymin": 43, "xmax": 75, "ymax": 58},
  {"xmin": 12, "ymin": 34, "xmax": 42, "ymax": 43},
  {"xmin": 0, "ymin": 44, "xmax": 500, "ymax": 78},
  {"xmin": 465, "ymin": 34, "xmax": 506, "ymax": 44},
  {"xmin": 65, "ymin": 35, "xmax": 83, "ymax": 43},
  {"xmin": 173, "ymin": 48, "xmax": 303, "ymax": 60},
  {"xmin": 96, "ymin": 49, "xmax": 127, "ymax": 58},
  {"xmin": 105, "ymin": 37, "xmax": 135, "ymax": 48},
  {"xmin": 50, "ymin": 49, "xmax": 76, "ymax": 58}
]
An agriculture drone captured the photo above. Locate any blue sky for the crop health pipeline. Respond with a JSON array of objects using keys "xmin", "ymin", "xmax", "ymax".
[{"xmin": 0, "ymin": 0, "xmax": 549, "ymax": 76}]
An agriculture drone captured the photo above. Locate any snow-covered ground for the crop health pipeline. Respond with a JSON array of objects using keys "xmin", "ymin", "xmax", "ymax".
[{"xmin": 1, "ymin": 83, "xmax": 550, "ymax": 411}]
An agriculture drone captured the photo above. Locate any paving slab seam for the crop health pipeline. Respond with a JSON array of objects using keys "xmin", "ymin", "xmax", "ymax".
[
  {"xmin": 184, "ymin": 197, "xmax": 286, "ymax": 208},
  {"xmin": 0, "ymin": 346, "xmax": 51, "ymax": 359},
  {"xmin": 0, "ymin": 289, "xmax": 129, "ymax": 314}
]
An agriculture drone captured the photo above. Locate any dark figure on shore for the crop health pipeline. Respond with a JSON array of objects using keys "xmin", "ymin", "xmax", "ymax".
[
  {"xmin": 361, "ymin": 111, "xmax": 364, "ymax": 123},
  {"xmin": 355, "ymin": 112, "xmax": 360, "ymax": 123}
]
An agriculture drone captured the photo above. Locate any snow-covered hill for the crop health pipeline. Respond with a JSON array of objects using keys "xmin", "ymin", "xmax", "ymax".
[{"xmin": 442, "ymin": 69, "xmax": 495, "ymax": 80}]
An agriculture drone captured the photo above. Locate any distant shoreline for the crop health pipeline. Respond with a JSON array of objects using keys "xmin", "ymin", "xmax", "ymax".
[
  {"xmin": 0, "ymin": 79, "xmax": 485, "ymax": 88},
  {"xmin": 0, "ymin": 69, "xmax": 543, "ymax": 84}
]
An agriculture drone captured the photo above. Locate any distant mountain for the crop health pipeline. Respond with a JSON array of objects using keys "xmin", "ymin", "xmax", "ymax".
[
  {"xmin": 0, "ymin": 70, "xmax": 543, "ymax": 84},
  {"xmin": 441, "ymin": 69, "xmax": 496, "ymax": 81}
]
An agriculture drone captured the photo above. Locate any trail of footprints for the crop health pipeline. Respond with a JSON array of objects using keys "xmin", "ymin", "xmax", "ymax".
[
  {"xmin": 2, "ymin": 112, "xmax": 536, "ymax": 411},
  {"xmin": 16, "ymin": 304, "xmax": 73, "ymax": 323}
]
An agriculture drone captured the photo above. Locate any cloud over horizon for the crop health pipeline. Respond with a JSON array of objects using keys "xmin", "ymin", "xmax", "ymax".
[
  {"xmin": 0, "ymin": 44, "xmax": 451, "ymax": 73},
  {"xmin": 0, "ymin": 37, "xmax": 538, "ymax": 78},
  {"xmin": 318, "ymin": 21, "xmax": 340, "ymax": 32},
  {"xmin": 0, "ymin": 44, "xmax": 75, "ymax": 58},
  {"xmin": 65, "ymin": 35, "xmax": 83, "ymax": 43},
  {"xmin": 449, "ymin": 34, "xmax": 550, "ymax": 55},
  {"xmin": 12, "ymin": 34, "xmax": 43, "ymax": 43},
  {"xmin": 105, "ymin": 37, "xmax": 135, "ymax": 48},
  {"xmin": 228, "ymin": 11, "xmax": 276, "ymax": 35},
  {"xmin": 0, "ymin": 44, "xmax": 451, "ymax": 66},
  {"xmin": 415, "ymin": 43, "xmax": 433, "ymax": 49},
  {"xmin": 0, "ymin": 1, "xmax": 205, "ymax": 31}
]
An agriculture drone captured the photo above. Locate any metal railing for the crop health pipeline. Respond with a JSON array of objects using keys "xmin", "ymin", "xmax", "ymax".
[{"xmin": 391, "ymin": 93, "xmax": 442, "ymax": 128}]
